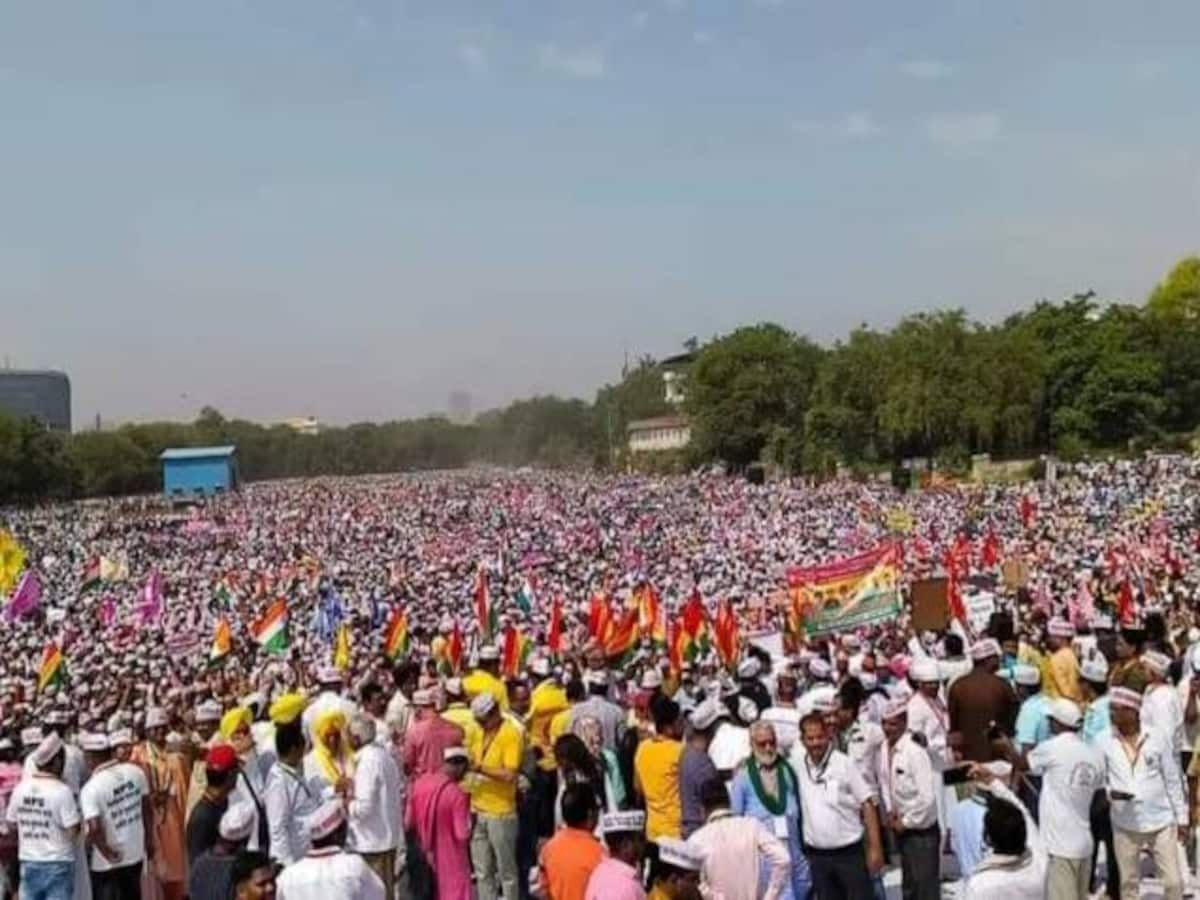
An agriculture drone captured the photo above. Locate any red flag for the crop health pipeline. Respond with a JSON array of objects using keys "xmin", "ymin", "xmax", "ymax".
[
  {"xmin": 588, "ymin": 591, "xmax": 612, "ymax": 643},
  {"xmin": 474, "ymin": 567, "xmax": 493, "ymax": 640},
  {"xmin": 446, "ymin": 620, "xmax": 464, "ymax": 674},
  {"xmin": 547, "ymin": 595, "xmax": 564, "ymax": 660},
  {"xmin": 1020, "ymin": 494, "xmax": 1034, "ymax": 529},
  {"xmin": 1117, "ymin": 580, "xmax": 1135, "ymax": 625},
  {"xmin": 713, "ymin": 599, "xmax": 740, "ymax": 669},
  {"xmin": 981, "ymin": 530, "xmax": 1000, "ymax": 569}
]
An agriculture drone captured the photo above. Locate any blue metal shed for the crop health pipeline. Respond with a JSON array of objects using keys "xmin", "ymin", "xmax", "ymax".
[{"xmin": 160, "ymin": 445, "xmax": 238, "ymax": 498}]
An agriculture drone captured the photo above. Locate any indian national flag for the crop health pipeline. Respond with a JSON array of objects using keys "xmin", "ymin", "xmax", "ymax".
[
  {"xmin": 384, "ymin": 609, "xmax": 410, "ymax": 660},
  {"xmin": 210, "ymin": 616, "xmax": 232, "ymax": 665},
  {"xmin": 214, "ymin": 581, "xmax": 234, "ymax": 609},
  {"xmin": 252, "ymin": 598, "xmax": 289, "ymax": 655},
  {"xmin": 82, "ymin": 558, "xmax": 102, "ymax": 593},
  {"xmin": 38, "ymin": 642, "xmax": 66, "ymax": 693}
]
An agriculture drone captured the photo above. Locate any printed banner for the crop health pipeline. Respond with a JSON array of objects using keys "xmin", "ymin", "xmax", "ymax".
[{"xmin": 786, "ymin": 544, "xmax": 900, "ymax": 637}]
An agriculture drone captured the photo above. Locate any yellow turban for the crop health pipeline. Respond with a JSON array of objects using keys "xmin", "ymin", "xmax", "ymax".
[
  {"xmin": 219, "ymin": 707, "xmax": 253, "ymax": 740},
  {"xmin": 312, "ymin": 709, "xmax": 351, "ymax": 786},
  {"xmin": 268, "ymin": 693, "xmax": 308, "ymax": 726}
]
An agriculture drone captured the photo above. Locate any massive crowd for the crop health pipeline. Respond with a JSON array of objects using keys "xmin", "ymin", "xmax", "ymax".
[{"xmin": 1, "ymin": 457, "xmax": 1200, "ymax": 900}]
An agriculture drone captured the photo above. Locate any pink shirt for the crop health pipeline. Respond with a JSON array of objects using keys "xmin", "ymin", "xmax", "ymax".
[
  {"xmin": 402, "ymin": 715, "xmax": 465, "ymax": 778},
  {"xmin": 404, "ymin": 772, "xmax": 472, "ymax": 900},
  {"xmin": 584, "ymin": 857, "xmax": 645, "ymax": 900}
]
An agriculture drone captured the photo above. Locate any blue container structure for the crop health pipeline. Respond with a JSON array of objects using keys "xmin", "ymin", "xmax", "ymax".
[{"xmin": 160, "ymin": 446, "xmax": 238, "ymax": 498}]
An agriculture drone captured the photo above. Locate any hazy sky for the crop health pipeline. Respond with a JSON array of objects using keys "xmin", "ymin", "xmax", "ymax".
[{"xmin": 3, "ymin": 1, "xmax": 1198, "ymax": 426}]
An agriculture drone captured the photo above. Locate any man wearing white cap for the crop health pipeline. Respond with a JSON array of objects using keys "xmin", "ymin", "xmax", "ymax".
[
  {"xmin": 1141, "ymin": 650, "xmax": 1186, "ymax": 763},
  {"xmin": 949, "ymin": 638, "xmax": 1018, "ymax": 762},
  {"xmin": 468, "ymin": 692, "xmax": 523, "ymax": 900},
  {"xmin": 585, "ymin": 811, "xmax": 646, "ymax": 900},
  {"xmin": 79, "ymin": 728, "xmax": 152, "ymax": 900},
  {"xmin": 1011, "ymin": 664, "xmax": 1050, "ymax": 752},
  {"xmin": 345, "ymin": 714, "xmax": 402, "ymax": 898},
  {"xmin": 568, "ymin": 670, "xmax": 626, "ymax": 753},
  {"xmin": 1020, "ymin": 699, "xmax": 1103, "ymax": 900},
  {"xmin": 1101, "ymin": 686, "xmax": 1187, "ymax": 900},
  {"xmin": 1044, "ymin": 620, "xmax": 1081, "ymax": 703},
  {"xmin": 404, "ymin": 745, "xmax": 472, "ymax": 900},
  {"xmin": 905, "ymin": 659, "xmax": 949, "ymax": 771},
  {"xmin": 5, "ymin": 733, "xmax": 80, "ymax": 900},
  {"xmin": 275, "ymin": 799, "xmax": 385, "ymax": 900},
  {"xmin": 463, "ymin": 646, "xmax": 510, "ymax": 713},
  {"xmin": 879, "ymin": 699, "xmax": 939, "ymax": 900},
  {"xmin": 300, "ymin": 667, "xmax": 357, "ymax": 749}
]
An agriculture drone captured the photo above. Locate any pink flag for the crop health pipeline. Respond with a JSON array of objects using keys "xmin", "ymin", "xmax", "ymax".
[
  {"xmin": 5, "ymin": 572, "xmax": 42, "ymax": 620},
  {"xmin": 1073, "ymin": 578, "xmax": 1095, "ymax": 627},
  {"xmin": 137, "ymin": 571, "xmax": 163, "ymax": 626},
  {"xmin": 99, "ymin": 595, "xmax": 116, "ymax": 627}
]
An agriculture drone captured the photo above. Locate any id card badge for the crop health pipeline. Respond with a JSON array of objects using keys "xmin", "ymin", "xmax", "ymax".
[{"xmin": 773, "ymin": 815, "xmax": 789, "ymax": 839}]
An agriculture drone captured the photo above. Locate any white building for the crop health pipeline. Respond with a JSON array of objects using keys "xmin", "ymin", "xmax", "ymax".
[
  {"xmin": 627, "ymin": 415, "xmax": 692, "ymax": 453},
  {"xmin": 280, "ymin": 416, "xmax": 320, "ymax": 436}
]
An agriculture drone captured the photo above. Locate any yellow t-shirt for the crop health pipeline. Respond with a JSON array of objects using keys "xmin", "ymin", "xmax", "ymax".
[
  {"xmin": 464, "ymin": 669, "xmax": 510, "ymax": 712},
  {"xmin": 443, "ymin": 704, "xmax": 483, "ymax": 750},
  {"xmin": 1043, "ymin": 646, "xmax": 1081, "ymax": 702},
  {"xmin": 549, "ymin": 707, "xmax": 573, "ymax": 747},
  {"xmin": 529, "ymin": 681, "xmax": 570, "ymax": 771},
  {"xmin": 634, "ymin": 737, "xmax": 682, "ymax": 841},
  {"xmin": 469, "ymin": 719, "xmax": 523, "ymax": 816}
]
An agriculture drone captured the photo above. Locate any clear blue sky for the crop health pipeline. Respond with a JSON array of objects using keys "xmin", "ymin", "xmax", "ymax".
[{"xmin": 2, "ymin": 1, "xmax": 1198, "ymax": 425}]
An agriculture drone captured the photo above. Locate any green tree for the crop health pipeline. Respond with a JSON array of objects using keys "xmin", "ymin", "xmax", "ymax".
[{"xmin": 1147, "ymin": 256, "xmax": 1200, "ymax": 320}]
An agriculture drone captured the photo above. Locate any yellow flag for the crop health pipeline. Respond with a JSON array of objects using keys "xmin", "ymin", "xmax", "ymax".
[
  {"xmin": 0, "ymin": 531, "xmax": 26, "ymax": 595},
  {"xmin": 333, "ymin": 622, "xmax": 351, "ymax": 672}
]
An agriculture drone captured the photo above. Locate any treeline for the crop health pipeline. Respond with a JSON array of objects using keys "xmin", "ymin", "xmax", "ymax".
[{"xmin": 2, "ymin": 257, "xmax": 1198, "ymax": 503}]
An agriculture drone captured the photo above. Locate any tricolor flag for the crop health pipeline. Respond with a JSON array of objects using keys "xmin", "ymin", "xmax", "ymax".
[
  {"xmin": 680, "ymin": 588, "xmax": 710, "ymax": 661},
  {"xmin": 442, "ymin": 619, "xmax": 464, "ymax": 675},
  {"xmin": 474, "ymin": 567, "xmax": 495, "ymax": 640},
  {"xmin": 81, "ymin": 558, "xmax": 102, "ymax": 593},
  {"xmin": 210, "ymin": 617, "xmax": 232, "ymax": 666},
  {"xmin": 252, "ymin": 598, "xmax": 289, "ymax": 655},
  {"xmin": 603, "ymin": 607, "xmax": 639, "ymax": 666},
  {"xmin": 333, "ymin": 622, "xmax": 351, "ymax": 672},
  {"xmin": 515, "ymin": 577, "xmax": 536, "ymax": 615},
  {"xmin": 713, "ymin": 599, "xmax": 740, "ymax": 670},
  {"xmin": 214, "ymin": 581, "xmax": 234, "ymax": 609},
  {"xmin": 38, "ymin": 641, "xmax": 66, "ymax": 693},
  {"xmin": 384, "ymin": 609, "xmax": 410, "ymax": 660}
]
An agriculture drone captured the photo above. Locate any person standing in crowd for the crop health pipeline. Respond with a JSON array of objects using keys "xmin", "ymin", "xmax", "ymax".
[
  {"xmin": 132, "ymin": 708, "xmax": 189, "ymax": 900},
  {"xmin": 961, "ymin": 765, "xmax": 1045, "ymax": 899},
  {"xmin": 760, "ymin": 668, "xmax": 802, "ymax": 754},
  {"xmin": 1012, "ymin": 664, "xmax": 1051, "ymax": 751},
  {"xmin": 465, "ymin": 646, "xmax": 510, "ymax": 712},
  {"xmin": 1019, "ymin": 699, "xmax": 1103, "ymax": 900},
  {"xmin": 300, "ymin": 668, "xmax": 358, "ymax": 748},
  {"xmin": 188, "ymin": 702, "xmax": 223, "ymax": 817},
  {"xmin": 634, "ymin": 698, "xmax": 684, "ymax": 845},
  {"xmin": 569, "ymin": 670, "xmax": 626, "ymax": 752},
  {"xmin": 385, "ymin": 662, "xmax": 420, "ymax": 746},
  {"xmin": 948, "ymin": 639, "xmax": 1019, "ymax": 762},
  {"xmin": 441, "ymin": 679, "xmax": 482, "ymax": 752},
  {"xmin": 905, "ymin": 660, "xmax": 949, "ymax": 769},
  {"xmin": 678, "ymin": 701, "xmax": 722, "ymax": 839},
  {"xmin": 345, "ymin": 714, "xmax": 402, "ymax": 898},
  {"xmin": 1044, "ymin": 620, "xmax": 1082, "ymax": 702},
  {"xmin": 404, "ymin": 690, "xmax": 465, "ymax": 779},
  {"xmin": 275, "ymin": 799, "xmax": 385, "ymax": 900},
  {"xmin": 1080, "ymin": 657, "xmax": 1112, "ymax": 746},
  {"xmin": 359, "ymin": 683, "xmax": 392, "ymax": 748},
  {"xmin": 468, "ymin": 692, "xmax": 523, "ymax": 900},
  {"xmin": 80, "ymin": 728, "xmax": 152, "ymax": 900},
  {"xmin": 688, "ymin": 777, "xmax": 789, "ymax": 900},
  {"xmin": 6, "ymin": 734, "xmax": 80, "ymax": 900},
  {"xmin": 585, "ymin": 811, "xmax": 646, "ymax": 900},
  {"xmin": 303, "ymin": 711, "xmax": 352, "ymax": 798},
  {"xmin": 231, "ymin": 850, "xmax": 277, "ymax": 900},
  {"xmin": 263, "ymin": 719, "xmax": 317, "ymax": 868},
  {"xmin": 552, "ymin": 735, "xmax": 604, "ymax": 828},
  {"xmin": 730, "ymin": 720, "xmax": 810, "ymax": 900},
  {"xmin": 570, "ymin": 716, "xmax": 626, "ymax": 814},
  {"xmin": 406, "ymin": 746, "xmax": 472, "ymax": 900},
  {"xmin": 792, "ymin": 711, "xmax": 884, "ymax": 900},
  {"xmin": 880, "ymin": 699, "xmax": 939, "ymax": 900},
  {"xmin": 834, "ymin": 679, "xmax": 887, "ymax": 800},
  {"xmin": 223, "ymin": 706, "xmax": 271, "ymax": 853},
  {"xmin": 538, "ymin": 783, "xmax": 605, "ymax": 900},
  {"xmin": 1102, "ymin": 686, "xmax": 1187, "ymax": 900},
  {"xmin": 187, "ymin": 804, "xmax": 253, "ymax": 900},
  {"xmin": 186, "ymin": 744, "xmax": 238, "ymax": 865},
  {"xmin": 1141, "ymin": 651, "xmax": 1186, "ymax": 763}
]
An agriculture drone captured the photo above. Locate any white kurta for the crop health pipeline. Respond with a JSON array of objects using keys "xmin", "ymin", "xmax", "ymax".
[{"xmin": 276, "ymin": 847, "xmax": 386, "ymax": 900}]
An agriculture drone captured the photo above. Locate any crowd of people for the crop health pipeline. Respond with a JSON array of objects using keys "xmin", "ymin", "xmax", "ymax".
[{"xmin": 0, "ymin": 456, "xmax": 1199, "ymax": 899}]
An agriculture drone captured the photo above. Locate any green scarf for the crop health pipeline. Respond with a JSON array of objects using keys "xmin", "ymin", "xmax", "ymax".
[{"xmin": 746, "ymin": 755, "xmax": 795, "ymax": 817}]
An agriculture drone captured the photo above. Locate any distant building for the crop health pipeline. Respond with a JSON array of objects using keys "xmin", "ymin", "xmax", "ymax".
[
  {"xmin": 628, "ymin": 415, "xmax": 692, "ymax": 453},
  {"xmin": 160, "ymin": 446, "xmax": 239, "ymax": 499},
  {"xmin": 280, "ymin": 416, "xmax": 320, "ymax": 436},
  {"xmin": 0, "ymin": 370, "xmax": 71, "ymax": 431},
  {"xmin": 659, "ymin": 351, "xmax": 695, "ymax": 406},
  {"xmin": 448, "ymin": 390, "xmax": 473, "ymax": 425}
]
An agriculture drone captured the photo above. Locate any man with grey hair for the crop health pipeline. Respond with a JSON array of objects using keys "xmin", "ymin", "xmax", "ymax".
[{"xmin": 346, "ymin": 713, "xmax": 403, "ymax": 897}]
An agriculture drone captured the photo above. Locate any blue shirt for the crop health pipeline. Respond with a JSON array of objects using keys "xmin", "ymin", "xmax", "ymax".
[
  {"xmin": 1083, "ymin": 695, "xmax": 1112, "ymax": 747},
  {"xmin": 1015, "ymin": 693, "xmax": 1052, "ymax": 747},
  {"xmin": 729, "ymin": 765, "xmax": 811, "ymax": 900},
  {"xmin": 949, "ymin": 795, "xmax": 988, "ymax": 878}
]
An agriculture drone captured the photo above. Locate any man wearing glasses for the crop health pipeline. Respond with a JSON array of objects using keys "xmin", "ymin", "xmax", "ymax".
[{"xmin": 791, "ymin": 709, "xmax": 884, "ymax": 900}]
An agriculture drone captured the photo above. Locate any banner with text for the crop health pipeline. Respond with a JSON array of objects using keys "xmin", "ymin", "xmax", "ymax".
[{"xmin": 786, "ymin": 544, "xmax": 901, "ymax": 637}]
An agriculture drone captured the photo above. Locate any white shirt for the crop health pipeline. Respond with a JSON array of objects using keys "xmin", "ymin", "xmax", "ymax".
[
  {"xmin": 759, "ymin": 707, "xmax": 801, "ymax": 753},
  {"xmin": 884, "ymin": 733, "xmax": 938, "ymax": 830},
  {"xmin": 790, "ymin": 745, "xmax": 873, "ymax": 849},
  {"xmin": 905, "ymin": 692, "xmax": 949, "ymax": 769},
  {"xmin": 1142, "ymin": 682, "xmax": 1186, "ymax": 755},
  {"xmin": 1102, "ymin": 727, "xmax": 1188, "ymax": 832},
  {"xmin": 79, "ymin": 761, "xmax": 149, "ymax": 872},
  {"xmin": 264, "ymin": 762, "xmax": 320, "ymax": 866},
  {"xmin": 845, "ymin": 719, "xmax": 888, "ymax": 799},
  {"xmin": 276, "ymin": 846, "xmax": 386, "ymax": 900},
  {"xmin": 709, "ymin": 723, "xmax": 751, "ymax": 775},
  {"xmin": 347, "ymin": 743, "xmax": 402, "ymax": 853},
  {"xmin": 23, "ymin": 744, "xmax": 85, "ymax": 795},
  {"xmin": 6, "ymin": 773, "xmax": 80, "ymax": 862},
  {"xmin": 1026, "ymin": 732, "xmax": 1103, "ymax": 859},
  {"xmin": 1176, "ymin": 673, "xmax": 1200, "ymax": 749},
  {"xmin": 963, "ymin": 780, "xmax": 1046, "ymax": 900},
  {"xmin": 301, "ymin": 691, "xmax": 358, "ymax": 746},
  {"xmin": 384, "ymin": 691, "xmax": 411, "ymax": 742},
  {"xmin": 687, "ymin": 810, "xmax": 790, "ymax": 900},
  {"xmin": 229, "ymin": 749, "xmax": 271, "ymax": 852}
]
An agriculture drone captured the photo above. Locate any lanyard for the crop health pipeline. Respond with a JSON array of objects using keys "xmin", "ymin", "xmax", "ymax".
[{"xmin": 804, "ymin": 747, "xmax": 834, "ymax": 785}]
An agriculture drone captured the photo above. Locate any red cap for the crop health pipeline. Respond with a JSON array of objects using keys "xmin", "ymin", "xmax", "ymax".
[{"xmin": 205, "ymin": 743, "xmax": 239, "ymax": 773}]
